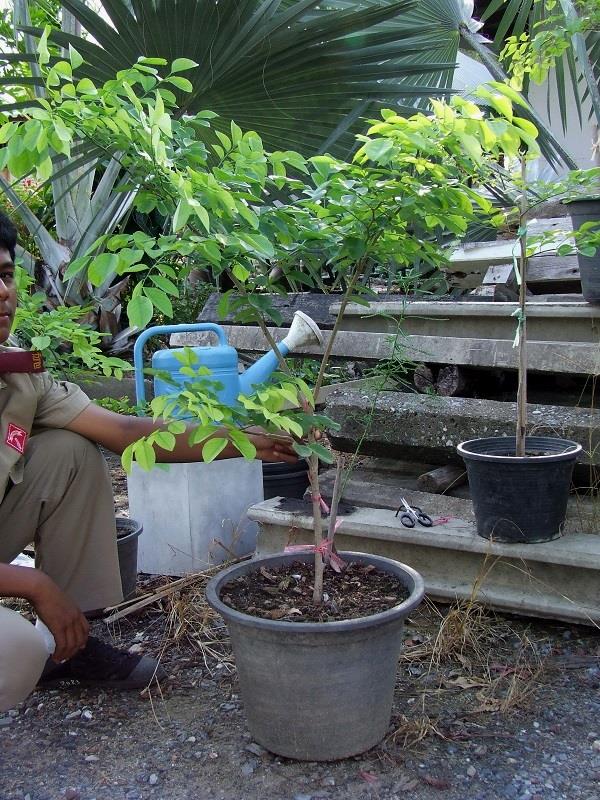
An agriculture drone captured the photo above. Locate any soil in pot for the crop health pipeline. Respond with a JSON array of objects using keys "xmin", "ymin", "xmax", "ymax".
[{"xmin": 221, "ymin": 560, "xmax": 410, "ymax": 622}]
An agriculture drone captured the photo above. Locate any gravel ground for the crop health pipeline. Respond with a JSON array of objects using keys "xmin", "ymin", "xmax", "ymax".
[{"xmin": 1, "ymin": 453, "xmax": 599, "ymax": 800}]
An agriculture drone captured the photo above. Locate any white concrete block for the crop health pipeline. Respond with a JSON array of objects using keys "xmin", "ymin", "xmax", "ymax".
[{"xmin": 128, "ymin": 459, "xmax": 263, "ymax": 575}]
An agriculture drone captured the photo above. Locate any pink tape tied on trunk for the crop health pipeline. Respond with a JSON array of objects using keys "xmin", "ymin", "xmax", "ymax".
[{"xmin": 285, "ymin": 535, "xmax": 346, "ymax": 572}]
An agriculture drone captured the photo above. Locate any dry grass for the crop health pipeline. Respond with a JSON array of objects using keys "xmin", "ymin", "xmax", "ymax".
[
  {"xmin": 104, "ymin": 563, "xmax": 235, "ymax": 676},
  {"xmin": 389, "ymin": 714, "xmax": 444, "ymax": 748},
  {"xmin": 390, "ymin": 552, "xmax": 556, "ymax": 750}
]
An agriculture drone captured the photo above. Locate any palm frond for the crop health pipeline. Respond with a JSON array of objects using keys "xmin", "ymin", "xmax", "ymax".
[{"xmin": 8, "ymin": 0, "xmax": 463, "ymax": 156}]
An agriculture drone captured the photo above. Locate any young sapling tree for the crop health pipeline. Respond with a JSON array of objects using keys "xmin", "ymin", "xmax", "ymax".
[{"xmin": 1, "ymin": 50, "xmax": 558, "ymax": 604}]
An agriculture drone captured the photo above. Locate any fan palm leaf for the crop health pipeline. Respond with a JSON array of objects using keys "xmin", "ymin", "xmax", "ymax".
[{"xmin": 7, "ymin": 0, "xmax": 459, "ymax": 156}]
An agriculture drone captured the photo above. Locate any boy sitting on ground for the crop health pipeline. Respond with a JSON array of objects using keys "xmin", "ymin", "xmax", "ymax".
[{"xmin": 0, "ymin": 209, "xmax": 296, "ymax": 711}]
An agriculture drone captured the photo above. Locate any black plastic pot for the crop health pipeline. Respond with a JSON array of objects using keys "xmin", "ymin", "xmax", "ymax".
[
  {"xmin": 262, "ymin": 459, "xmax": 309, "ymax": 501},
  {"xmin": 457, "ymin": 437, "xmax": 582, "ymax": 543},
  {"xmin": 116, "ymin": 517, "xmax": 143, "ymax": 599},
  {"xmin": 564, "ymin": 197, "xmax": 600, "ymax": 303},
  {"xmin": 206, "ymin": 551, "xmax": 425, "ymax": 761}
]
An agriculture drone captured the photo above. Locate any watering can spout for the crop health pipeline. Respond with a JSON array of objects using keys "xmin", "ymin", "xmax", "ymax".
[{"xmin": 238, "ymin": 311, "xmax": 324, "ymax": 396}]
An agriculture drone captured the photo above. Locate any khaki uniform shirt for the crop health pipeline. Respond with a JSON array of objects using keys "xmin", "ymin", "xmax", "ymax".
[{"xmin": 0, "ymin": 346, "xmax": 91, "ymax": 500}]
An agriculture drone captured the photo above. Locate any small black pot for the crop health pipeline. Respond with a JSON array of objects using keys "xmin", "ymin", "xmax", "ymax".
[
  {"xmin": 116, "ymin": 517, "xmax": 143, "ymax": 599},
  {"xmin": 262, "ymin": 459, "xmax": 309, "ymax": 500},
  {"xmin": 457, "ymin": 436, "xmax": 582, "ymax": 543},
  {"xmin": 563, "ymin": 197, "xmax": 600, "ymax": 303}
]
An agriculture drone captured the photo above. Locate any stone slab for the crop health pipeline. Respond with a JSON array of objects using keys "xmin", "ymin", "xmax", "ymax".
[
  {"xmin": 325, "ymin": 389, "xmax": 599, "ymax": 466},
  {"xmin": 248, "ymin": 498, "xmax": 600, "ymax": 625},
  {"xmin": 172, "ymin": 324, "xmax": 600, "ymax": 376},
  {"xmin": 332, "ymin": 299, "xmax": 600, "ymax": 344},
  {"xmin": 317, "ymin": 466, "xmax": 597, "ymax": 535},
  {"xmin": 199, "ymin": 291, "xmax": 417, "ymax": 329}
]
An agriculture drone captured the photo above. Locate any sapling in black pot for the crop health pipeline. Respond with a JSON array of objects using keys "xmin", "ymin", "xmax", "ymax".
[{"xmin": 458, "ymin": 154, "xmax": 583, "ymax": 544}]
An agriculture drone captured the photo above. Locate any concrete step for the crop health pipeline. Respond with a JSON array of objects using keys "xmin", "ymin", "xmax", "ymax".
[
  {"xmin": 249, "ymin": 497, "xmax": 600, "ymax": 626},
  {"xmin": 325, "ymin": 390, "xmax": 599, "ymax": 466},
  {"xmin": 332, "ymin": 298, "xmax": 599, "ymax": 344},
  {"xmin": 173, "ymin": 322, "xmax": 600, "ymax": 376}
]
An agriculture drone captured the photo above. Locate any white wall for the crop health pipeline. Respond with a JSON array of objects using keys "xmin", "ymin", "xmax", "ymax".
[
  {"xmin": 454, "ymin": 53, "xmax": 597, "ymax": 175},
  {"xmin": 528, "ymin": 74, "xmax": 598, "ymax": 172}
]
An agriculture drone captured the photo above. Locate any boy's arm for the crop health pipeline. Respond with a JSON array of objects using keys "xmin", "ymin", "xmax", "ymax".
[
  {"xmin": 64, "ymin": 403, "xmax": 298, "ymax": 462},
  {"xmin": 0, "ymin": 564, "xmax": 89, "ymax": 662}
]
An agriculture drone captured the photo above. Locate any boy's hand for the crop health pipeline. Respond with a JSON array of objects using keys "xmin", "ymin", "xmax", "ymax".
[
  {"xmin": 245, "ymin": 427, "xmax": 298, "ymax": 463},
  {"xmin": 30, "ymin": 573, "xmax": 89, "ymax": 662}
]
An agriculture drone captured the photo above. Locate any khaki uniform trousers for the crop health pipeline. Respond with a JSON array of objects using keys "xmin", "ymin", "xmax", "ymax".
[{"xmin": 0, "ymin": 429, "xmax": 123, "ymax": 711}]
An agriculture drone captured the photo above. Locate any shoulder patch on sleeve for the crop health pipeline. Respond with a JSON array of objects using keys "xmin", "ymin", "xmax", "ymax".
[{"xmin": 5, "ymin": 423, "xmax": 28, "ymax": 454}]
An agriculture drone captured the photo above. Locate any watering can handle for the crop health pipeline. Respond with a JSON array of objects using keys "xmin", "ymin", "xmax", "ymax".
[{"xmin": 133, "ymin": 323, "xmax": 228, "ymax": 409}]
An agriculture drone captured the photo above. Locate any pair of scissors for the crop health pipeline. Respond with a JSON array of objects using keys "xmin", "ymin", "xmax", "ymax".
[{"xmin": 395, "ymin": 498, "xmax": 433, "ymax": 528}]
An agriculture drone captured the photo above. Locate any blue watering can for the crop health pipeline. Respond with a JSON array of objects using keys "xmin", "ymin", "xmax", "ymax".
[{"xmin": 133, "ymin": 311, "xmax": 323, "ymax": 409}]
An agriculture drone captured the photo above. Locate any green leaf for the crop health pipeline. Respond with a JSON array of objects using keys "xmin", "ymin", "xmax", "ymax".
[
  {"xmin": 230, "ymin": 120, "xmax": 243, "ymax": 145},
  {"xmin": 153, "ymin": 430, "xmax": 176, "ymax": 451},
  {"xmin": 36, "ymin": 157, "xmax": 53, "ymax": 182},
  {"xmin": 293, "ymin": 443, "xmax": 312, "ymax": 458},
  {"xmin": 76, "ymin": 78, "xmax": 97, "ymax": 95},
  {"xmin": 166, "ymin": 76, "xmax": 193, "ymax": 92},
  {"xmin": 127, "ymin": 295, "xmax": 154, "ymax": 329},
  {"xmin": 237, "ymin": 232, "xmax": 274, "ymax": 259},
  {"xmin": 215, "ymin": 131, "xmax": 231, "ymax": 151},
  {"xmin": 0, "ymin": 122, "xmax": 16, "ymax": 146},
  {"xmin": 173, "ymin": 199, "xmax": 191, "ymax": 232},
  {"xmin": 171, "ymin": 58, "xmax": 199, "ymax": 74},
  {"xmin": 202, "ymin": 437, "xmax": 228, "ymax": 463},
  {"xmin": 309, "ymin": 443, "xmax": 335, "ymax": 464},
  {"xmin": 54, "ymin": 61, "xmax": 73, "ymax": 78},
  {"xmin": 37, "ymin": 26, "xmax": 50, "ymax": 66},
  {"xmin": 362, "ymin": 138, "xmax": 394, "ymax": 163},
  {"xmin": 228, "ymin": 428, "xmax": 257, "ymax": 460},
  {"xmin": 135, "ymin": 440, "xmax": 156, "ymax": 471},
  {"xmin": 150, "ymin": 274, "xmax": 179, "ymax": 296},
  {"xmin": 88, "ymin": 253, "xmax": 119, "ymax": 286},
  {"xmin": 31, "ymin": 335, "xmax": 51, "ymax": 350},
  {"xmin": 232, "ymin": 263, "xmax": 250, "ymax": 282},
  {"xmin": 63, "ymin": 256, "xmax": 90, "ymax": 280},
  {"xmin": 190, "ymin": 202, "xmax": 210, "ymax": 233},
  {"xmin": 122, "ymin": 444, "xmax": 134, "ymax": 474},
  {"xmin": 138, "ymin": 57, "xmax": 168, "ymax": 66},
  {"xmin": 143, "ymin": 287, "xmax": 173, "ymax": 317}
]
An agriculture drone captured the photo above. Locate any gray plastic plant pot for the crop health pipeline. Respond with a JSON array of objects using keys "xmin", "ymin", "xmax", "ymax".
[
  {"xmin": 206, "ymin": 551, "xmax": 425, "ymax": 761},
  {"xmin": 116, "ymin": 517, "xmax": 142, "ymax": 600},
  {"xmin": 563, "ymin": 197, "xmax": 600, "ymax": 303},
  {"xmin": 458, "ymin": 436, "xmax": 582, "ymax": 543}
]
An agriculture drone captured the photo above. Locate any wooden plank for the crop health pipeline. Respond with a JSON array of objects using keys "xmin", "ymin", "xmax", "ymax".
[
  {"xmin": 200, "ymin": 291, "xmax": 416, "ymax": 329},
  {"xmin": 334, "ymin": 299, "xmax": 597, "ymax": 320},
  {"xmin": 483, "ymin": 255, "xmax": 581, "ymax": 289},
  {"xmin": 171, "ymin": 325, "xmax": 600, "ymax": 375}
]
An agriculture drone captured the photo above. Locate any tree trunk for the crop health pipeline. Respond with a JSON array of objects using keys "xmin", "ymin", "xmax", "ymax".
[
  {"xmin": 435, "ymin": 365, "xmax": 471, "ymax": 397},
  {"xmin": 413, "ymin": 363, "xmax": 435, "ymax": 393},
  {"xmin": 417, "ymin": 464, "xmax": 467, "ymax": 494}
]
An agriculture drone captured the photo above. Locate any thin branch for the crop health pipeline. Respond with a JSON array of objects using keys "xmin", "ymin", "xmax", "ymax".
[
  {"xmin": 327, "ymin": 457, "xmax": 344, "ymax": 543},
  {"xmin": 516, "ymin": 157, "xmax": 528, "ymax": 457}
]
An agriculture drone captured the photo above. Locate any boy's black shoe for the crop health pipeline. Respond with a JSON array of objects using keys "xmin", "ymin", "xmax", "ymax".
[{"xmin": 38, "ymin": 636, "xmax": 166, "ymax": 689}]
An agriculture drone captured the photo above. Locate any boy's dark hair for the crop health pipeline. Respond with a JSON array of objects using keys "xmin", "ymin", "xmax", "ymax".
[{"xmin": 0, "ymin": 209, "xmax": 17, "ymax": 264}]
